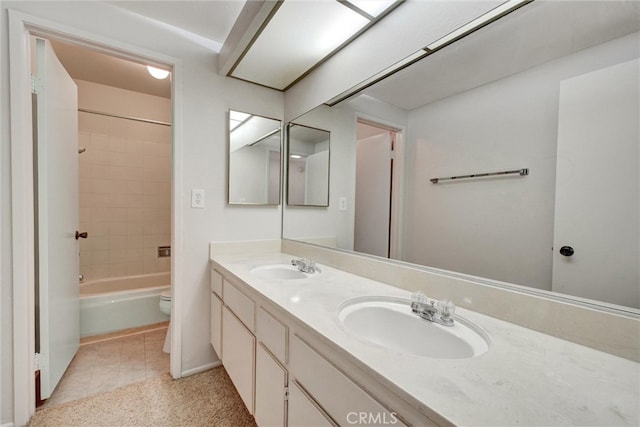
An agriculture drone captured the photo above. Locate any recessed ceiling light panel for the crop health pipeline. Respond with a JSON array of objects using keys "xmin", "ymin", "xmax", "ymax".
[
  {"xmin": 231, "ymin": 1, "xmax": 369, "ymax": 90},
  {"xmin": 346, "ymin": 0, "xmax": 397, "ymax": 17}
]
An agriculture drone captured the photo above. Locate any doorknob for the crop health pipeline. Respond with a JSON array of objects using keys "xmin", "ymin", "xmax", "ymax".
[
  {"xmin": 559, "ymin": 246, "xmax": 574, "ymax": 257},
  {"xmin": 75, "ymin": 231, "xmax": 88, "ymax": 240}
]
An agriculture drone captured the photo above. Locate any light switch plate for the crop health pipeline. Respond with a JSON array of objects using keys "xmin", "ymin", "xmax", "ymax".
[
  {"xmin": 339, "ymin": 197, "xmax": 347, "ymax": 211},
  {"xmin": 191, "ymin": 189, "xmax": 205, "ymax": 208}
]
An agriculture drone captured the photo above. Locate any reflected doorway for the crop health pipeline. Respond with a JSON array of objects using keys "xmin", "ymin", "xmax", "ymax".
[{"xmin": 354, "ymin": 120, "xmax": 400, "ymax": 258}]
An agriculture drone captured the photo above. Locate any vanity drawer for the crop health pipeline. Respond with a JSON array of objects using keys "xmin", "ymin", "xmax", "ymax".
[
  {"xmin": 223, "ymin": 279, "xmax": 255, "ymax": 331},
  {"xmin": 257, "ymin": 306, "xmax": 287, "ymax": 364},
  {"xmin": 290, "ymin": 335, "xmax": 406, "ymax": 427},
  {"xmin": 210, "ymin": 269, "xmax": 223, "ymax": 297}
]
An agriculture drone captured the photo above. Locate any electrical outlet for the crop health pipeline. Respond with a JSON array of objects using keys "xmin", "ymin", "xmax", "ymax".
[
  {"xmin": 191, "ymin": 189, "xmax": 205, "ymax": 208},
  {"xmin": 339, "ymin": 197, "xmax": 347, "ymax": 211}
]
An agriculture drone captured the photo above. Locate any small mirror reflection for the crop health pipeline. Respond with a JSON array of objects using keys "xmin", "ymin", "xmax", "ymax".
[
  {"xmin": 287, "ymin": 124, "xmax": 330, "ymax": 207},
  {"xmin": 228, "ymin": 110, "xmax": 281, "ymax": 205}
]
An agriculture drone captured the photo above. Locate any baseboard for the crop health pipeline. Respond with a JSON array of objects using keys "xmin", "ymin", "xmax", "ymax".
[{"xmin": 180, "ymin": 361, "xmax": 222, "ymax": 378}]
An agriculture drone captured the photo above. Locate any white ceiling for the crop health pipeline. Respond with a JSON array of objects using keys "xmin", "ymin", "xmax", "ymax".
[
  {"xmin": 51, "ymin": 0, "xmax": 246, "ymax": 98},
  {"xmin": 362, "ymin": 0, "xmax": 640, "ymax": 111},
  {"xmin": 106, "ymin": 1, "xmax": 245, "ymax": 49},
  {"xmin": 50, "ymin": 0, "xmax": 407, "ymax": 98},
  {"xmin": 51, "ymin": 40, "xmax": 172, "ymax": 98}
]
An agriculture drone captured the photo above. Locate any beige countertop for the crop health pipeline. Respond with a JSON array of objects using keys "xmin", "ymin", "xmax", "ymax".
[{"xmin": 210, "ymin": 251, "xmax": 639, "ymax": 426}]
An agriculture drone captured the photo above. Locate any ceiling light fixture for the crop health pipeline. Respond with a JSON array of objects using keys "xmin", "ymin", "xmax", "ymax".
[
  {"xmin": 147, "ymin": 65, "xmax": 170, "ymax": 80},
  {"xmin": 346, "ymin": 0, "xmax": 397, "ymax": 18},
  {"xmin": 229, "ymin": 0, "xmax": 401, "ymax": 90}
]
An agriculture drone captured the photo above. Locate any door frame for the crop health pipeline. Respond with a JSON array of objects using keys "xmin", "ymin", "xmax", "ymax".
[
  {"xmin": 355, "ymin": 114, "xmax": 406, "ymax": 260},
  {"xmin": 8, "ymin": 9, "xmax": 184, "ymax": 425}
]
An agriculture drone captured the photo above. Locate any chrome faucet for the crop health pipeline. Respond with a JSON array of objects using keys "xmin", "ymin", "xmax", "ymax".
[
  {"xmin": 291, "ymin": 258, "xmax": 317, "ymax": 274},
  {"xmin": 410, "ymin": 291, "xmax": 455, "ymax": 326}
]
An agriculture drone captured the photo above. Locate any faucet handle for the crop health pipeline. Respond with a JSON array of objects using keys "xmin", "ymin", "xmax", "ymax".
[
  {"xmin": 437, "ymin": 299, "xmax": 455, "ymax": 320},
  {"xmin": 411, "ymin": 291, "xmax": 427, "ymax": 304}
]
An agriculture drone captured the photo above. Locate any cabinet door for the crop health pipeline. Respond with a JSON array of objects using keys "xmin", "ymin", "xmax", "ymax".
[
  {"xmin": 288, "ymin": 380, "xmax": 336, "ymax": 427},
  {"xmin": 255, "ymin": 344, "xmax": 286, "ymax": 427},
  {"xmin": 210, "ymin": 292, "xmax": 223, "ymax": 357},
  {"xmin": 290, "ymin": 335, "xmax": 406, "ymax": 426},
  {"xmin": 222, "ymin": 306, "xmax": 255, "ymax": 414}
]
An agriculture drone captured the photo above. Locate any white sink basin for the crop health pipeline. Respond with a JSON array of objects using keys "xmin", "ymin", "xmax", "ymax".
[
  {"xmin": 338, "ymin": 297, "xmax": 489, "ymax": 359},
  {"xmin": 250, "ymin": 264, "xmax": 308, "ymax": 280}
]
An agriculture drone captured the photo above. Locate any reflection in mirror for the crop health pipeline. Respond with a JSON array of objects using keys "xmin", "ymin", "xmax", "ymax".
[
  {"xmin": 287, "ymin": 123, "xmax": 330, "ymax": 207},
  {"xmin": 282, "ymin": 1, "xmax": 640, "ymax": 312},
  {"xmin": 228, "ymin": 110, "xmax": 281, "ymax": 205}
]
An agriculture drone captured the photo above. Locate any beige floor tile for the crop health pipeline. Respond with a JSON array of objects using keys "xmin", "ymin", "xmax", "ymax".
[{"xmin": 43, "ymin": 326, "xmax": 169, "ymax": 409}]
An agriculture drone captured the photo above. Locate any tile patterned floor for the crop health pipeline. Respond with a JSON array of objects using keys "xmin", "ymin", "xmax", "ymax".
[{"xmin": 43, "ymin": 327, "xmax": 170, "ymax": 408}]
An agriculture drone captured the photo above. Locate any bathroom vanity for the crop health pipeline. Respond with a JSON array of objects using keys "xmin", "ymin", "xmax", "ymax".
[{"xmin": 210, "ymin": 246, "xmax": 639, "ymax": 426}]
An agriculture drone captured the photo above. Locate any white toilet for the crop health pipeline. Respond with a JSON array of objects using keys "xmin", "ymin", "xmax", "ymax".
[{"xmin": 159, "ymin": 289, "xmax": 171, "ymax": 354}]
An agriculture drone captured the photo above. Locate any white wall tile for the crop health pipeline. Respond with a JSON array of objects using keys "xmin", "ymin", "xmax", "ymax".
[
  {"xmin": 126, "ymin": 222, "xmax": 143, "ymax": 236},
  {"xmin": 90, "ymin": 133, "xmax": 109, "ymax": 151},
  {"xmin": 126, "ymin": 235, "xmax": 143, "ymax": 249},
  {"xmin": 109, "ymin": 136, "xmax": 127, "ymax": 153},
  {"xmin": 108, "ymin": 222, "xmax": 127, "ymax": 236},
  {"xmin": 124, "ymin": 181, "xmax": 143, "ymax": 194},
  {"xmin": 143, "ymin": 235, "xmax": 157, "ymax": 248},
  {"xmin": 109, "ymin": 236, "xmax": 126, "ymax": 250},
  {"xmin": 125, "ymin": 248, "xmax": 143, "ymax": 263},
  {"xmin": 80, "ymin": 123, "xmax": 170, "ymax": 280}
]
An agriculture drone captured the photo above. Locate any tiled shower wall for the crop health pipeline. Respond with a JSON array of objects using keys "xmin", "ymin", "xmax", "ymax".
[{"xmin": 77, "ymin": 81, "xmax": 171, "ymax": 281}]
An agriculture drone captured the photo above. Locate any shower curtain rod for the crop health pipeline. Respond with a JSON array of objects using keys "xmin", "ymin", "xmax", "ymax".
[{"xmin": 78, "ymin": 108, "xmax": 171, "ymax": 127}]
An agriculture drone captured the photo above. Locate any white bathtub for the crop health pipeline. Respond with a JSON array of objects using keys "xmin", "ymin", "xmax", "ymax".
[{"xmin": 80, "ymin": 272, "xmax": 170, "ymax": 338}]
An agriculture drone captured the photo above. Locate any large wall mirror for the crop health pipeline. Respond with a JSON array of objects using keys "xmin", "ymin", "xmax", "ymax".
[
  {"xmin": 283, "ymin": 1, "xmax": 640, "ymax": 313},
  {"xmin": 228, "ymin": 110, "xmax": 282, "ymax": 205},
  {"xmin": 287, "ymin": 123, "xmax": 330, "ymax": 207}
]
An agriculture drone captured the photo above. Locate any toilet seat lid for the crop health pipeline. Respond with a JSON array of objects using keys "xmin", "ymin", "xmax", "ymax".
[{"xmin": 160, "ymin": 289, "xmax": 171, "ymax": 299}]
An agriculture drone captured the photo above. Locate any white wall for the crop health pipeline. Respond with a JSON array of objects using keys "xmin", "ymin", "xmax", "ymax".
[
  {"xmin": 304, "ymin": 149, "xmax": 329, "ymax": 206},
  {"xmin": 1, "ymin": 2, "xmax": 283, "ymax": 424},
  {"xmin": 283, "ymin": 94, "xmax": 409, "ymax": 251},
  {"xmin": 403, "ymin": 32, "xmax": 640, "ymax": 290},
  {"xmin": 229, "ymin": 145, "xmax": 270, "ymax": 203},
  {"xmin": 283, "ymin": 104, "xmax": 356, "ymax": 249}
]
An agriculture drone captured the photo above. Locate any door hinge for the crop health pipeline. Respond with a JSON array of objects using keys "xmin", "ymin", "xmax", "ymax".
[
  {"xmin": 389, "ymin": 149, "xmax": 395, "ymax": 160},
  {"xmin": 34, "ymin": 352, "xmax": 40, "ymax": 370},
  {"xmin": 284, "ymin": 386, "xmax": 289, "ymax": 401},
  {"xmin": 31, "ymin": 75, "xmax": 43, "ymax": 94}
]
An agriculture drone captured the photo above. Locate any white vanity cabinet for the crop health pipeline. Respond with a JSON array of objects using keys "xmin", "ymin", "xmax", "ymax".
[
  {"xmin": 289, "ymin": 335, "xmax": 408, "ymax": 427},
  {"xmin": 255, "ymin": 306, "xmax": 289, "ymax": 426},
  {"xmin": 210, "ymin": 265, "xmax": 423, "ymax": 427},
  {"xmin": 255, "ymin": 343, "xmax": 287, "ymax": 426},
  {"xmin": 220, "ymin": 277, "xmax": 256, "ymax": 414},
  {"xmin": 209, "ymin": 270, "xmax": 223, "ymax": 357},
  {"xmin": 211, "ymin": 268, "xmax": 289, "ymax": 423},
  {"xmin": 222, "ymin": 305, "xmax": 255, "ymax": 413}
]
